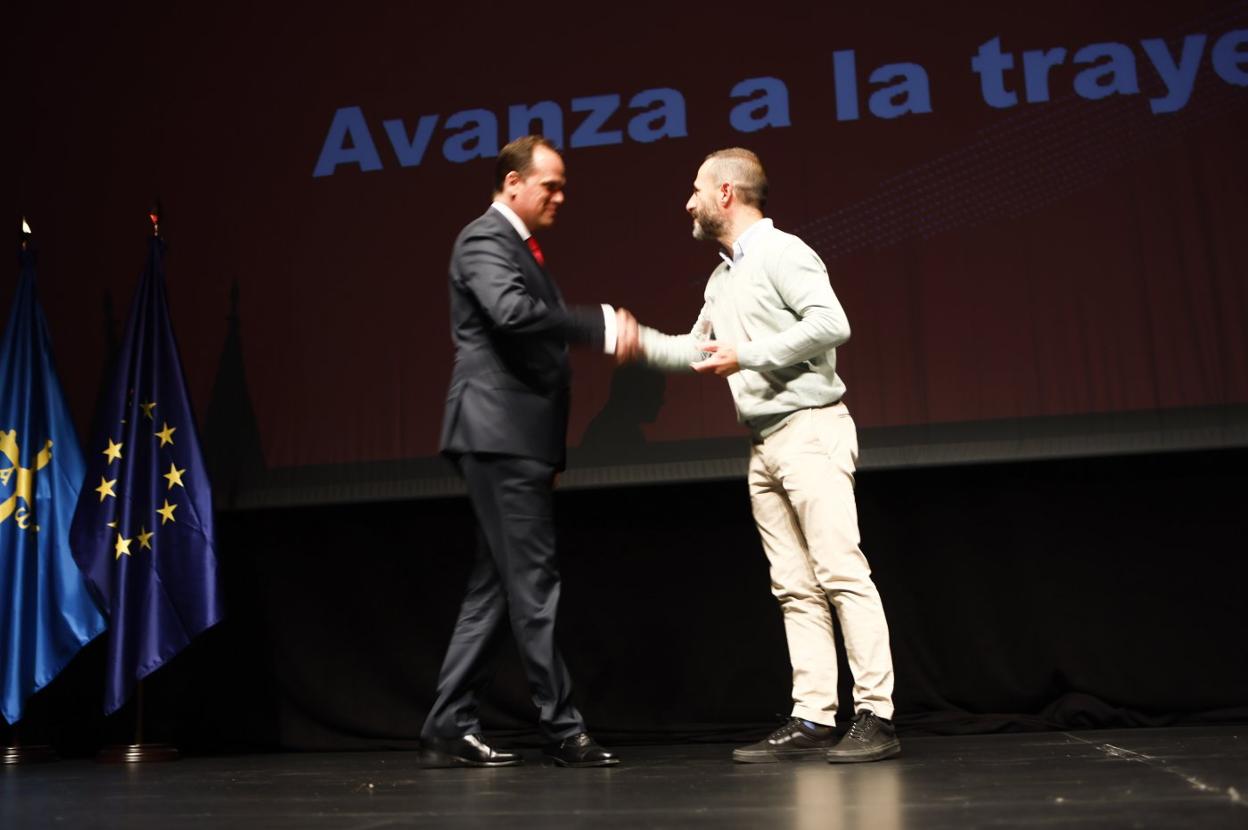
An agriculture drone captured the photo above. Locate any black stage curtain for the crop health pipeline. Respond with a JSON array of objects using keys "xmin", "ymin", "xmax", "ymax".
[{"xmin": 12, "ymin": 448, "xmax": 1248, "ymax": 755}]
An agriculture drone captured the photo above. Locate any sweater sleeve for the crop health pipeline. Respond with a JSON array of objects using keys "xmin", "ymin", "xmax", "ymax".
[
  {"xmin": 735, "ymin": 240, "xmax": 850, "ymax": 372},
  {"xmin": 637, "ymin": 303, "xmax": 714, "ymax": 373}
]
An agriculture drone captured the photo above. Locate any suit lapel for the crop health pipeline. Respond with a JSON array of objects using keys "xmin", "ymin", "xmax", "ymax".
[
  {"xmin": 543, "ymin": 259, "xmax": 565, "ymax": 308},
  {"xmin": 484, "ymin": 208, "xmax": 564, "ymax": 308}
]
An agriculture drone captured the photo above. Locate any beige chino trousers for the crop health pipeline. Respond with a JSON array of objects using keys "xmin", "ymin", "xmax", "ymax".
[{"xmin": 748, "ymin": 402, "xmax": 895, "ymax": 723}]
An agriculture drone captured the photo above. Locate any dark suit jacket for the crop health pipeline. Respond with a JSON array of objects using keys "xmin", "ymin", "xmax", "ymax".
[{"xmin": 439, "ymin": 207, "xmax": 605, "ymax": 470}]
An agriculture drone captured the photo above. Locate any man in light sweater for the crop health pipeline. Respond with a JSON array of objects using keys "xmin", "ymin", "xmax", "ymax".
[{"xmin": 631, "ymin": 148, "xmax": 900, "ymax": 763}]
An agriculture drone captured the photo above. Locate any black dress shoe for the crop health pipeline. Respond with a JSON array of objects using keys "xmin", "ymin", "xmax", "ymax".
[
  {"xmin": 419, "ymin": 734, "xmax": 523, "ymax": 768},
  {"xmin": 543, "ymin": 732, "xmax": 620, "ymax": 767}
]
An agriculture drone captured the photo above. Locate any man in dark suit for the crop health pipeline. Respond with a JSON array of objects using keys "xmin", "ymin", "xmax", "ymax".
[{"xmin": 421, "ymin": 135, "xmax": 631, "ymax": 768}]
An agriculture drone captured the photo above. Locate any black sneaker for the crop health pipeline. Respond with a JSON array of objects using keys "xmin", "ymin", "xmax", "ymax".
[
  {"xmin": 826, "ymin": 710, "xmax": 901, "ymax": 763},
  {"xmin": 732, "ymin": 717, "xmax": 838, "ymax": 763}
]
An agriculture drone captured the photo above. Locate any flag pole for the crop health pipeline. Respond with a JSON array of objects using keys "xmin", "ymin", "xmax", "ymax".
[
  {"xmin": 96, "ymin": 684, "xmax": 177, "ymax": 762},
  {"xmin": 93, "ymin": 207, "xmax": 180, "ymax": 764},
  {"xmin": 96, "ymin": 679, "xmax": 178, "ymax": 763},
  {"xmin": 2, "ymin": 714, "xmax": 58, "ymax": 765}
]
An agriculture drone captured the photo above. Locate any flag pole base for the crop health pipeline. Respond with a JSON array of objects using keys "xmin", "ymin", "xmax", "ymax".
[
  {"xmin": 95, "ymin": 743, "xmax": 180, "ymax": 763},
  {"xmin": 2, "ymin": 744, "xmax": 58, "ymax": 765}
]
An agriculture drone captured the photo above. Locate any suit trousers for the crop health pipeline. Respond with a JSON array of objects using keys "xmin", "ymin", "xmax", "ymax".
[
  {"xmin": 421, "ymin": 452, "xmax": 585, "ymax": 740},
  {"xmin": 748, "ymin": 403, "xmax": 895, "ymax": 723}
]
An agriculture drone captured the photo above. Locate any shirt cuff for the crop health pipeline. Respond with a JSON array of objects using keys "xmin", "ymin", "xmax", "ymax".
[{"xmin": 601, "ymin": 304, "xmax": 617, "ymax": 354}]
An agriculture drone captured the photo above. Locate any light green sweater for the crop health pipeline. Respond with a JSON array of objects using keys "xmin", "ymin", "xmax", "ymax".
[{"xmin": 639, "ymin": 219, "xmax": 850, "ymax": 436}]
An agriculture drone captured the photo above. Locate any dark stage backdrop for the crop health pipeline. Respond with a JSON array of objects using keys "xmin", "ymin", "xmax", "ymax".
[
  {"xmin": 6, "ymin": 1, "xmax": 1248, "ymax": 506},
  {"xmin": 11, "ymin": 449, "xmax": 1247, "ymax": 753}
]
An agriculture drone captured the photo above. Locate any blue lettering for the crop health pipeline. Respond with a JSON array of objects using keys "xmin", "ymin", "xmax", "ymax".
[
  {"xmin": 1212, "ymin": 29, "xmax": 1248, "ymax": 86},
  {"xmin": 442, "ymin": 109, "xmax": 499, "ymax": 163},
  {"xmin": 1022, "ymin": 47, "xmax": 1067, "ymax": 102},
  {"xmin": 312, "ymin": 106, "xmax": 383, "ymax": 177},
  {"xmin": 728, "ymin": 77, "xmax": 791, "ymax": 133},
  {"xmin": 627, "ymin": 88, "xmax": 687, "ymax": 143},
  {"xmin": 570, "ymin": 95, "xmax": 623, "ymax": 148},
  {"xmin": 833, "ymin": 50, "xmax": 860, "ymax": 121},
  {"xmin": 867, "ymin": 63, "xmax": 932, "ymax": 119},
  {"xmin": 1072, "ymin": 43, "xmax": 1139, "ymax": 100},
  {"xmin": 508, "ymin": 101, "xmax": 563, "ymax": 147},
  {"xmin": 383, "ymin": 115, "xmax": 439, "ymax": 167},
  {"xmin": 972, "ymin": 37, "xmax": 1018, "ymax": 108},
  {"xmin": 1141, "ymin": 34, "xmax": 1207, "ymax": 114}
]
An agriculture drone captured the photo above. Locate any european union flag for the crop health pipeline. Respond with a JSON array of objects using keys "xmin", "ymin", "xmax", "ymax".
[
  {"xmin": 1, "ymin": 240, "xmax": 107, "ymax": 725},
  {"xmin": 70, "ymin": 233, "xmax": 222, "ymax": 715}
]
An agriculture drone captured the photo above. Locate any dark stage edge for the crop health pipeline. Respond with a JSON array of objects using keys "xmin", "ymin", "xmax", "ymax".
[{"xmin": 3, "ymin": 726, "xmax": 1245, "ymax": 829}]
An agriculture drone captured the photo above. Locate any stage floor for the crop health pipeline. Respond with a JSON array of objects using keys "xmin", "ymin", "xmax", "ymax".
[{"xmin": 3, "ymin": 726, "xmax": 1245, "ymax": 828}]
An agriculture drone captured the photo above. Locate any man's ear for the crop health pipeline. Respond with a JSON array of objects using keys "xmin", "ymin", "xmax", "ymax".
[
  {"xmin": 504, "ymin": 170, "xmax": 522, "ymax": 192},
  {"xmin": 720, "ymin": 181, "xmax": 732, "ymax": 205}
]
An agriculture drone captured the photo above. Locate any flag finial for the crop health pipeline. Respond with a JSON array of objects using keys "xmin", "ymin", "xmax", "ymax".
[
  {"xmin": 20, "ymin": 217, "xmax": 31, "ymax": 250},
  {"xmin": 148, "ymin": 201, "xmax": 162, "ymax": 237}
]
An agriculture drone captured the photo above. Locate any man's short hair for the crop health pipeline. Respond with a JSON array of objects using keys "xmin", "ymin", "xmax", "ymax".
[
  {"xmin": 705, "ymin": 148, "xmax": 768, "ymax": 211},
  {"xmin": 495, "ymin": 135, "xmax": 559, "ymax": 192}
]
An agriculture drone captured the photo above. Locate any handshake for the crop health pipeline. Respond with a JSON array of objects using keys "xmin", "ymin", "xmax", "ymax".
[
  {"xmin": 612, "ymin": 307, "xmax": 739, "ymax": 377},
  {"xmin": 614, "ymin": 307, "xmax": 643, "ymax": 365}
]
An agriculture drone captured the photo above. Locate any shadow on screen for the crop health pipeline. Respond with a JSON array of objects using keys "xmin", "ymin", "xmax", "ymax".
[
  {"xmin": 576, "ymin": 364, "xmax": 667, "ymax": 462},
  {"xmin": 203, "ymin": 279, "xmax": 267, "ymax": 509}
]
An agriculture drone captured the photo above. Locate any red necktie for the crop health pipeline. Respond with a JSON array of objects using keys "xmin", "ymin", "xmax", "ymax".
[{"xmin": 526, "ymin": 236, "xmax": 545, "ymax": 267}]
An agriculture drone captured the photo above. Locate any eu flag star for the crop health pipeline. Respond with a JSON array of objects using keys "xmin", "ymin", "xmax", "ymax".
[
  {"xmin": 95, "ymin": 477, "xmax": 117, "ymax": 501},
  {"xmin": 163, "ymin": 462, "xmax": 186, "ymax": 490},
  {"xmin": 156, "ymin": 499, "xmax": 178, "ymax": 525},
  {"xmin": 103, "ymin": 438, "xmax": 123, "ymax": 463},
  {"xmin": 155, "ymin": 422, "xmax": 176, "ymax": 447}
]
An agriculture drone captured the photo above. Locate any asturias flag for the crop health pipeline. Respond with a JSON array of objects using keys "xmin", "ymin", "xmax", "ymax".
[
  {"xmin": 1, "ymin": 242, "xmax": 107, "ymax": 725},
  {"xmin": 70, "ymin": 233, "xmax": 222, "ymax": 715}
]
